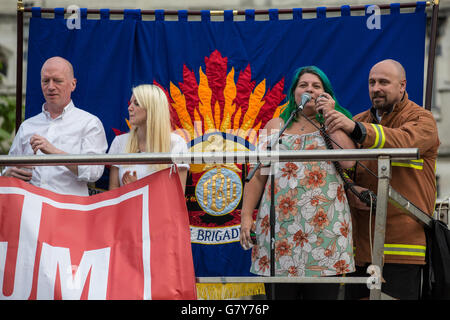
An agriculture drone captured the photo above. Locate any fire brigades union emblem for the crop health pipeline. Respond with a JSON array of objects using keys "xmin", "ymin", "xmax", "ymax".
[{"xmin": 195, "ymin": 167, "xmax": 242, "ymax": 216}]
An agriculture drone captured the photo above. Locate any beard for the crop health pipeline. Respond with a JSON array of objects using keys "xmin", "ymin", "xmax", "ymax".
[{"xmin": 371, "ymin": 94, "xmax": 394, "ymax": 111}]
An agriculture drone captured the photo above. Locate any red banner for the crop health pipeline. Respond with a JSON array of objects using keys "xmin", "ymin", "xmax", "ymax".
[{"xmin": 0, "ymin": 168, "xmax": 197, "ymax": 300}]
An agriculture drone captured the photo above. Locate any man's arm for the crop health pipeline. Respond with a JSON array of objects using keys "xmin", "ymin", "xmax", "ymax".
[
  {"xmin": 325, "ymin": 107, "xmax": 439, "ymax": 155},
  {"xmin": 76, "ymin": 117, "xmax": 108, "ymax": 182},
  {"xmin": 3, "ymin": 167, "xmax": 33, "ymax": 181},
  {"xmin": 3, "ymin": 125, "xmax": 35, "ymax": 181},
  {"xmin": 324, "ymin": 109, "xmax": 357, "ymax": 137},
  {"xmin": 28, "ymin": 117, "xmax": 108, "ymax": 181},
  {"xmin": 29, "ymin": 134, "xmax": 80, "ymax": 175},
  {"xmin": 356, "ymin": 111, "xmax": 438, "ymax": 155}
]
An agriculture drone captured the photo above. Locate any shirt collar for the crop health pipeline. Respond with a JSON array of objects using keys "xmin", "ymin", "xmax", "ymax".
[
  {"xmin": 42, "ymin": 100, "xmax": 74, "ymax": 120},
  {"xmin": 370, "ymin": 91, "xmax": 408, "ymax": 121}
]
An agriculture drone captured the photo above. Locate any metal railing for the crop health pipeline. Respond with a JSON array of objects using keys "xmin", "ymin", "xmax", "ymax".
[
  {"xmin": 0, "ymin": 148, "xmax": 419, "ymax": 167},
  {"xmin": 0, "ymin": 148, "xmax": 429, "ymax": 300}
]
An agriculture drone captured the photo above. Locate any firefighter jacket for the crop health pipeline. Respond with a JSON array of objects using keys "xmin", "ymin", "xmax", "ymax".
[{"xmin": 350, "ymin": 92, "xmax": 440, "ymax": 265}]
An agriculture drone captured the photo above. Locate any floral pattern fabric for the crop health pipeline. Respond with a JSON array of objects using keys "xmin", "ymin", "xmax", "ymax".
[{"xmin": 250, "ymin": 131, "xmax": 355, "ymax": 277}]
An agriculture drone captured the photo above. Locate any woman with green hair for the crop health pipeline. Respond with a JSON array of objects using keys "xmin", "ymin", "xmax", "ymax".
[
  {"xmin": 240, "ymin": 66, "xmax": 356, "ymax": 300},
  {"xmin": 281, "ymin": 66, "xmax": 353, "ymax": 125}
]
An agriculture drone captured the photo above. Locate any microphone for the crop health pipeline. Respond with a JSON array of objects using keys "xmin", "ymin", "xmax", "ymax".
[
  {"xmin": 297, "ymin": 93, "xmax": 311, "ymax": 112},
  {"xmin": 316, "ymin": 93, "xmax": 327, "ymax": 115}
]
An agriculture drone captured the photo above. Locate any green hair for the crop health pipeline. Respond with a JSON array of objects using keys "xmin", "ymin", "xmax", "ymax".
[{"xmin": 280, "ymin": 66, "xmax": 352, "ymax": 127}]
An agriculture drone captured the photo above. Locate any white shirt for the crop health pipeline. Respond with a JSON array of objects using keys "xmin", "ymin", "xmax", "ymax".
[
  {"xmin": 4, "ymin": 101, "xmax": 108, "ymax": 196},
  {"xmin": 108, "ymin": 132, "xmax": 189, "ymax": 187}
]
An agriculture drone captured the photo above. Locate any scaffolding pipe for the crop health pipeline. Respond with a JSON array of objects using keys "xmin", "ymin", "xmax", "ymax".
[
  {"xmin": 425, "ymin": 0, "xmax": 440, "ymax": 110},
  {"xmin": 0, "ymin": 148, "xmax": 419, "ymax": 167},
  {"xmin": 196, "ymin": 276, "xmax": 369, "ymax": 284},
  {"xmin": 15, "ymin": 0, "xmax": 24, "ymax": 133},
  {"xmin": 370, "ymin": 157, "xmax": 391, "ymax": 300}
]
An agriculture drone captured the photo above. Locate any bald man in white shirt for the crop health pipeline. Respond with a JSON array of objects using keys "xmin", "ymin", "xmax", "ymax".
[{"xmin": 3, "ymin": 56, "xmax": 107, "ymax": 196}]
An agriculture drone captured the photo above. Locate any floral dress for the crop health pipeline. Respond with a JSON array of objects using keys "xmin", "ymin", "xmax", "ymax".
[{"xmin": 250, "ymin": 131, "xmax": 355, "ymax": 277}]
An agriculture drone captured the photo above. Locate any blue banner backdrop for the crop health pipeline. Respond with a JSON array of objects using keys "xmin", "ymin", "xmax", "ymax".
[
  {"xmin": 25, "ymin": 3, "xmax": 426, "ymax": 295},
  {"xmin": 26, "ymin": 4, "xmax": 426, "ymax": 142}
]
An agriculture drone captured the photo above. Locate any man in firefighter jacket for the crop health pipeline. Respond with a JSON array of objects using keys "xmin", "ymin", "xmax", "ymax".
[{"xmin": 324, "ymin": 59, "xmax": 440, "ymax": 299}]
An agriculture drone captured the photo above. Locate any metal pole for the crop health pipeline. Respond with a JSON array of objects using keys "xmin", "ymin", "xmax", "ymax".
[
  {"xmin": 369, "ymin": 157, "xmax": 391, "ymax": 300},
  {"xmin": 269, "ymin": 168, "xmax": 276, "ymax": 300},
  {"xmin": 23, "ymin": 3, "xmax": 426, "ymax": 16},
  {"xmin": 388, "ymin": 186, "xmax": 433, "ymax": 228},
  {"xmin": 0, "ymin": 149, "xmax": 419, "ymax": 167},
  {"xmin": 424, "ymin": 0, "xmax": 440, "ymax": 110},
  {"xmin": 196, "ymin": 276, "xmax": 369, "ymax": 284},
  {"xmin": 15, "ymin": 0, "xmax": 24, "ymax": 132}
]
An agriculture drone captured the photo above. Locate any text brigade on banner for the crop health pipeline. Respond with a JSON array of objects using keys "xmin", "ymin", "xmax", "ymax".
[
  {"xmin": 190, "ymin": 225, "xmax": 241, "ymax": 245},
  {"xmin": 0, "ymin": 169, "xmax": 196, "ymax": 300}
]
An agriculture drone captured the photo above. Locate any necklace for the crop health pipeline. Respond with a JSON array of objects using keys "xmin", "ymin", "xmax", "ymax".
[{"xmin": 298, "ymin": 116, "xmax": 318, "ymax": 132}]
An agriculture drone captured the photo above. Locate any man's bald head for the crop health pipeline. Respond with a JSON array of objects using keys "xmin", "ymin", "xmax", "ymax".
[
  {"xmin": 41, "ymin": 56, "xmax": 74, "ymax": 80},
  {"xmin": 371, "ymin": 59, "xmax": 406, "ymax": 82},
  {"xmin": 368, "ymin": 59, "xmax": 407, "ymax": 111}
]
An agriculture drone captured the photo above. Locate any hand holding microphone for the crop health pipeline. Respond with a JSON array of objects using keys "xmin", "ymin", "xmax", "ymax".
[{"xmin": 315, "ymin": 92, "xmax": 335, "ymax": 116}]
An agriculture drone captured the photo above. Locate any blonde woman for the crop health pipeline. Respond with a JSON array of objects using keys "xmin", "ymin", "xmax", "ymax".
[{"xmin": 108, "ymin": 84, "xmax": 189, "ymax": 191}]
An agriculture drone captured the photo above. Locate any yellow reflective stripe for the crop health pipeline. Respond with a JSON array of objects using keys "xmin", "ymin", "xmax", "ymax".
[
  {"xmin": 391, "ymin": 159, "xmax": 424, "ymax": 170},
  {"xmin": 369, "ymin": 124, "xmax": 379, "ymax": 149},
  {"xmin": 384, "ymin": 244, "xmax": 426, "ymax": 250},
  {"xmin": 391, "ymin": 163, "xmax": 422, "ymax": 169},
  {"xmin": 384, "ymin": 251, "xmax": 425, "ymax": 257},
  {"xmin": 369, "ymin": 124, "xmax": 385, "ymax": 149},
  {"xmin": 383, "ymin": 244, "xmax": 426, "ymax": 257},
  {"xmin": 379, "ymin": 125, "xmax": 385, "ymax": 148}
]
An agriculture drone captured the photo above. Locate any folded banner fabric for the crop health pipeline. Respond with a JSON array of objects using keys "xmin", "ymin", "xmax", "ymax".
[{"xmin": 0, "ymin": 169, "xmax": 197, "ymax": 300}]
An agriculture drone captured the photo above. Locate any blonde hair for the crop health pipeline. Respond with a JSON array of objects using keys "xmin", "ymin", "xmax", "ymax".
[{"xmin": 125, "ymin": 84, "xmax": 172, "ymax": 171}]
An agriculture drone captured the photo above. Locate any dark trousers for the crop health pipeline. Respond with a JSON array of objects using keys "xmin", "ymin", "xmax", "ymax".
[
  {"xmin": 264, "ymin": 282, "xmax": 341, "ymax": 300},
  {"xmin": 345, "ymin": 263, "xmax": 423, "ymax": 300}
]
